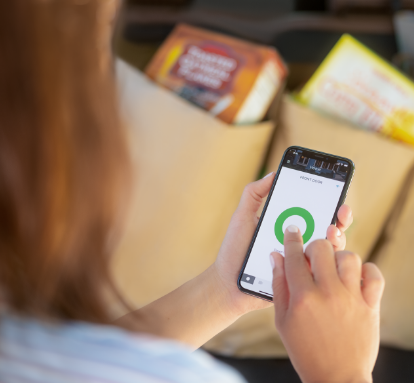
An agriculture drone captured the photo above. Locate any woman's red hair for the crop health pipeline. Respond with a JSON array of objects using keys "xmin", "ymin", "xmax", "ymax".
[{"xmin": 0, "ymin": 0, "xmax": 130, "ymax": 322}]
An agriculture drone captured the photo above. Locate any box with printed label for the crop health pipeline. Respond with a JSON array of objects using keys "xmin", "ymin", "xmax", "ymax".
[
  {"xmin": 145, "ymin": 23, "xmax": 287, "ymax": 124},
  {"xmin": 298, "ymin": 34, "xmax": 414, "ymax": 146}
]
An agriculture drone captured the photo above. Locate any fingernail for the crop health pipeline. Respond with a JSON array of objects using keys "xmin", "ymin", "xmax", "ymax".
[
  {"xmin": 269, "ymin": 253, "xmax": 275, "ymax": 269},
  {"xmin": 263, "ymin": 172, "xmax": 273, "ymax": 179},
  {"xmin": 287, "ymin": 225, "xmax": 298, "ymax": 233},
  {"xmin": 337, "ymin": 228, "xmax": 341, "ymax": 237}
]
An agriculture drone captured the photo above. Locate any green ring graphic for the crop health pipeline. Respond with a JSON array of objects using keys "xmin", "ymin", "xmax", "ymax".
[{"xmin": 274, "ymin": 207, "xmax": 315, "ymax": 245}]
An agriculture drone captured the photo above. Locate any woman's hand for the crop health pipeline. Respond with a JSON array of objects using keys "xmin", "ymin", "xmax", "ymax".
[
  {"xmin": 122, "ymin": 173, "xmax": 356, "ymax": 349},
  {"xmin": 213, "ymin": 172, "xmax": 354, "ymax": 316},
  {"xmin": 271, "ymin": 229, "xmax": 384, "ymax": 383}
]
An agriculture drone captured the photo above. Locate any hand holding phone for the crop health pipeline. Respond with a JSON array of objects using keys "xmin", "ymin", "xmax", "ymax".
[
  {"xmin": 271, "ymin": 228, "xmax": 384, "ymax": 383},
  {"xmin": 214, "ymin": 153, "xmax": 353, "ymax": 316},
  {"xmin": 238, "ymin": 146, "xmax": 355, "ymax": 301}
]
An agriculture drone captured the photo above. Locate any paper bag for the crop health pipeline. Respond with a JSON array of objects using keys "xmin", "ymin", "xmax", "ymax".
[
  {"xmin": 111, "ymin": 60, "xmax": 274, "ymax": 311},
  {"xmin": 204, "ymin": 95, "xmax": 414, "ymax": 357},
  {"xmin": 268, "ymin": 96, "xmax": 414, "ymax": 261},
  {"xmin": 373, "ymin": 165, "xmax": 414, "ymax": 350}
]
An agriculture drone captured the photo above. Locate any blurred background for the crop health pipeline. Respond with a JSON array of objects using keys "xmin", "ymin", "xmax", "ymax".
[
  {"xmin": 112, "ymin": 1, "xmax": 414, "ymax": 382},
  {"xmin": 117, "ymin": 0, "xmax": 414, "ymax": 86}
]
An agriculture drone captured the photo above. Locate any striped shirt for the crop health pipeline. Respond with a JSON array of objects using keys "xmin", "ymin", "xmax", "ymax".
[{"xmin": 0, "ymin": 315, "xmax": 246, "ymax": 383}]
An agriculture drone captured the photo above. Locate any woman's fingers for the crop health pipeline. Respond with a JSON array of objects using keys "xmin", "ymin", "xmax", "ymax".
[
  {"xmin": 327, "ymin": 224, "xmax": 346, "ymax": 251},
  {"xmin": 326, "ymin": 205, "xmax": 352, "ymax": 251},
  {"xmin": 305, "ymin": 239, "xmax": 338, "ymax": 290},
  {"xmin": 335, "ymin": 251, "xmax": 362, "ymax": 297},
  {"xmin": 283, "ymin": 226, "xmax": 314, "ymax": 295},
  {"xmin": 336, "ymin": 204, "xmax": 353, "ymax": 232},
  {"xmin": 361, "ymin": 262, "xmax": 385, "ymax": 310},
  {"xmin": 236, "ymin": 172, "xmax": 274, "ymax": 216}
]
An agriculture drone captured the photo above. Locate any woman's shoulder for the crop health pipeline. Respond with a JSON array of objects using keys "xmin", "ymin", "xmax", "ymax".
[{"xmin": 0, "ymin": 314, "xmax": 245, "ymax": 383}]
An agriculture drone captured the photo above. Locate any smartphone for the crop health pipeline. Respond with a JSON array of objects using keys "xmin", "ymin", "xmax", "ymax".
[{"xmin": 237, "ymin": 146, "xmax": 355, "ymax": 302}]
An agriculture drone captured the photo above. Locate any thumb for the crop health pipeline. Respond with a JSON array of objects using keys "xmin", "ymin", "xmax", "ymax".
[
  {"xmin": 271, "ymin": 252, "xmax": 289, "ymax": 326},
  {"xmin": 361, "ymin": 263, "xmax": 385, "ymax": 310},
  {"xmin": 236, "ymin": 172, "xmax": 274, "ymax": 216}
]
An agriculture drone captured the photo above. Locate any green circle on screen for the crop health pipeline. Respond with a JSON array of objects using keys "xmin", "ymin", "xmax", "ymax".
[{"xmin": 274, "ymin": 207, "xmax": 315, "ymax": 245}]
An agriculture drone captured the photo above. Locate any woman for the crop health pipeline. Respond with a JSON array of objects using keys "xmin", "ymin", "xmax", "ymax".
[{"xmin": 0, "ymin": 1, "xmax": 384, "ymax": 382}]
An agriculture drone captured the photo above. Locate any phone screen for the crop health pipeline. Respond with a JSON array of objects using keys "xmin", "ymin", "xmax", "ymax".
[{"xmin": 239, "ymin": 147, "xmax": 354, "ymax": 300}]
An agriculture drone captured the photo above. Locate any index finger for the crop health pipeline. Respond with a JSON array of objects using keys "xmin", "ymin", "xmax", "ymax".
[{"xmin": 284, "ymin": 225, "xmax": 314, "ymax": 294}]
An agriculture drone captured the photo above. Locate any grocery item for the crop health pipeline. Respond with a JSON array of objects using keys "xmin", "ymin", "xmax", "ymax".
[
  {"xmin": 298, "ymin": 34, "xmax": 414, "ymax": 146},
  {"xmin": 145, "ymin": 23, "xmax": 287, "ymax": 125}
]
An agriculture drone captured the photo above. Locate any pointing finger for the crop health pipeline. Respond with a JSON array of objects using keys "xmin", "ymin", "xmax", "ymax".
[{"xmin": 284, "ymin": 225, "xmax": 314, "ymax": 295}]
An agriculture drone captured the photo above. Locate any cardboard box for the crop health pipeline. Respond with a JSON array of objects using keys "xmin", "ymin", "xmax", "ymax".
[
  {"xmin": 298, "ymin": 34, "xmax": 414, "ymax": 146},
  {"xmin": 145, "ymin": 24, "xmax": 287, "ymax": 124}
]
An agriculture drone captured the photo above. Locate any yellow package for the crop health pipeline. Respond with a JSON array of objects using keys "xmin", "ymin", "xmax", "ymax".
[{"xmin": 298, "ymin": 34, "xmax": 414, "ymax": 146}]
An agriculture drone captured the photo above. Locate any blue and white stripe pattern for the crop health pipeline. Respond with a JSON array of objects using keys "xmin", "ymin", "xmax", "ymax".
[{"xmin": 0, "ymin": 315, "xmax": 245, "ymax": 383}]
